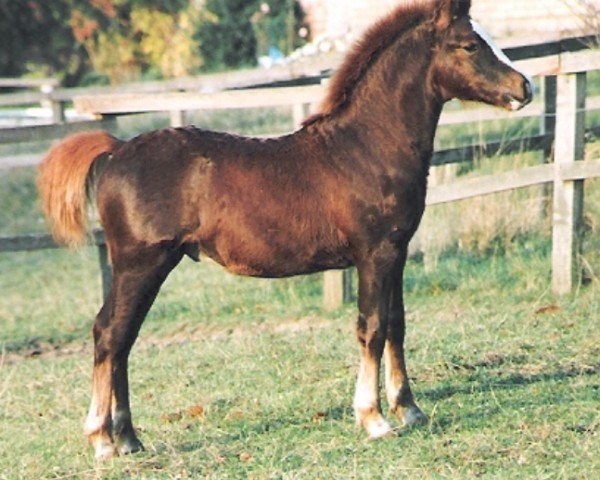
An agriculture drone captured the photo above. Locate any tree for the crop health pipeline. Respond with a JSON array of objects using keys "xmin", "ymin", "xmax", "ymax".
[
  {"xmin": 0, "ymin": 1, "xmax": 202, "ymax": 85},
  {"xmin": 0, "ymin": 0, "xmax": 88, "ymax": 85},
  {"xmin": 71, "ymin": 0, "xmax": 201, "ymax": 83},
  {"xmin": 0, "ymin": 0, "xmax": 306, "ymax": 86},
  {"xmin": 197, "ymin": 0, "xmax": 306, "ymax": 71}
]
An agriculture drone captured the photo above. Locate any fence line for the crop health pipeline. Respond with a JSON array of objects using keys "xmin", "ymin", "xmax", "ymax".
[{"xmin": 1, "ymin": 35, "xmax": 599, "ymax": 306}]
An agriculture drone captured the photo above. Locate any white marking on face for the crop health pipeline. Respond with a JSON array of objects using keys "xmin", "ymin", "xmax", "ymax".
[{"xmin": 470, "ymin": 19, "xmax": 534, "ymax": 88}]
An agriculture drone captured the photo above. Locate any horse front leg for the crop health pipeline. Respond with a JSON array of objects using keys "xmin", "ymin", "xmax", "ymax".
[
  {"xmin": 85, "ymin": 245, "xmax": 182, "ymax": 458},
  {"xmin": 353, "ymin": 260, "xmax": 394, "ymax": 438},
  {"xmin": 383, "ymin": 250, "xmax": 426, "ymax": 428}
]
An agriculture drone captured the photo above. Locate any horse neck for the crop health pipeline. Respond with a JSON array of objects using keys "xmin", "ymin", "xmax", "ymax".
[{"xmin": 322, "ymin": 31, "xmax": 443, "ymax": 175}]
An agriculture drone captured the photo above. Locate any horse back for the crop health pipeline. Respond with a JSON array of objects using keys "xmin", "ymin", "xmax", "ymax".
[{"xmin": 96, "ymin": 127, "xmax": 354, "ymax": 277}]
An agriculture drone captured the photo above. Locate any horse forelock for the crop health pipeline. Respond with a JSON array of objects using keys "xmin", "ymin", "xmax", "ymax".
[{"xmin": 303, "ymin": 1, "xmax": 437, "ymax": 126}]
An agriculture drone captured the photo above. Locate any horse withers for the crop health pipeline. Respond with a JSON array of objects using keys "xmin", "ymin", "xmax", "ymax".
[{"xmin": 38, "ymin": 0, "xmax": 532, "ymax": 458}]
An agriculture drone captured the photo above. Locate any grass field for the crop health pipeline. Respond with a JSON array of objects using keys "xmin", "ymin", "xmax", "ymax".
[
  {"xmin": 1, "ymin": 175, "xmax": 599, "ymax": 478},
  {"xmin": 1, "ymin": 235, "xmax": 598, "ymax": 479},
  {"xmin": 1, "ymin": 78, "xmax": 599, "ymax": 478}
]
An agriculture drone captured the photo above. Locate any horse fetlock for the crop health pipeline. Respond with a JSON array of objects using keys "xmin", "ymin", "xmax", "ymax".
[
  {"xmin": 355, "ymin": 406, "xmax": 394, "ymax": 439},
  {"xmin": 88, "ymin": 432, "xmax": 117, "ymax": 460},
  {"xmin": 84, "ymin": 409, "xmax": 112, "ymax": 437},
  {"xmin": 112, "ymin": 410, "xmax": 144, "ymax": 455},
  {"xmin": 116, "ymin": 434, "xmax": 144, "ymax": 456},
  {"xmin": 393, "ymin": 404, "xmax": 427, "ymax": 428},
  {"xmin": 365, "ymin": 416, "xmax": 395, "ymax": 439}
]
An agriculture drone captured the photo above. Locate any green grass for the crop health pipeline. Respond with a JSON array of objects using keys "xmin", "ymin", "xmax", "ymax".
[
  {"xmin": 1, "ymin": 232, "xmax": 598, "ymax": 479},
  {"xmin": 1, "ymin": 88, "xmax": 599, "ymax": 478}
]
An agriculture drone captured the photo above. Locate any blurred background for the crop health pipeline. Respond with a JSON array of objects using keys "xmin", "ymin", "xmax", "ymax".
[
  {"xmin": 0, "ymin": 0, "xmax": 597, "ymax": 86},
  {"xmin": 0, "ymin": 3, "xmax": 598, "ymax": 476}
]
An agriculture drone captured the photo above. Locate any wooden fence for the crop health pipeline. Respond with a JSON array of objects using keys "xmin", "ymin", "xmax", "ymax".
[{"xmin": 1, "ymin": 35, "xmax": 599, "ymax": 308}]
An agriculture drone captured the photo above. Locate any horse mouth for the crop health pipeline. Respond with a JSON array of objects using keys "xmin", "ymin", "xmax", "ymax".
[
  {"xmin": 505, "ymin": 79, "xmax": 534, "ymax": 111},
  {"xmin": 505, "ymin": 94, "xmax": 532, "ymax": 111}
]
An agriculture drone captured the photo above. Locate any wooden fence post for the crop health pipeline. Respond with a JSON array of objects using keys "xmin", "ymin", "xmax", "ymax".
[
  {"xmin": 50, "ymin": 100, "xmax": 66, "ymax": 124},
  {"xmin": 98, "ymin": 243, "xmax": 112, "ymax": 300},
  {"xmin": 170, "ymin": 110, "xmax": 185, "ymax": 127},
  {"xmin": 539, "ymin": 76, "xmax": 557, "ymax": 218},
  {"xmin": 40, "ymin": 83, "xmax": 65, "ymax": 124},
  {"xmin": 292, "ymin": 102, "xmax": 310, "ymax": 130},
  {"xmin": 542, "ymin": 76, "xmax": 557, "ymax": 157},
  {"xmin": 551, "ymin": 72, "xmax": 586, "ymax": 295},
  {"xmin": 323, "ymin": 269, "xmax": 353, "ymax": 310}
]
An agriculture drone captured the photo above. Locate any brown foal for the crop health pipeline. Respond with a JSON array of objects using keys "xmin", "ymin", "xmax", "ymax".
[{"xmin": 38, "ymin": 0, "xmax": 532, "ymax": 458}]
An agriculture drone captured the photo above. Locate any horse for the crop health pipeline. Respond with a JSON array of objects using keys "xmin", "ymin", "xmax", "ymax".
[{"xmin": 38, "ymin": 0, "xmax": 532, "ymax": 459}]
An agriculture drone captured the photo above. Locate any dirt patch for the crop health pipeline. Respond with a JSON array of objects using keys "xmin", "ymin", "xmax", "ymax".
[{"xmin": 1, "ymin": 315, "xmax": 340, "ymax": 365}]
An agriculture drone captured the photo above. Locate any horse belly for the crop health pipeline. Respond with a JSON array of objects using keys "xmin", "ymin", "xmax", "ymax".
[{"xmin": 197, "ymin": 223, "xmax": 350, "ymax": 278}]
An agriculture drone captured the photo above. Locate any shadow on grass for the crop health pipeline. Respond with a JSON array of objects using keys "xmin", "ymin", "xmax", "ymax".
[
  {"xmin": 170, "ymin": 364, "xmax": 598, "ymax": 454},
  {"xmin": 421, "ymin": 363, "xmax": 599, "ymax": 403},
  {"xmin": 176, "ymin": 404, "xmax": 354, "ymax": 454},
  {"xmin": 418, "ymin": 362, "xmax": 599, "ymax": 433}
]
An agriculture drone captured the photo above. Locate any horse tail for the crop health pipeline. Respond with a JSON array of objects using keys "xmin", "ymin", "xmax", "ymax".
[{"xmin": 37, "ymin": 131, "xmax": 124, "ymax": 247}]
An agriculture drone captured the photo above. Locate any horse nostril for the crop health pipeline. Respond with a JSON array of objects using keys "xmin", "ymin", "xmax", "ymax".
[{"xmin": 523, "ymin": 78, "xmax": 533, "ymax": 102}]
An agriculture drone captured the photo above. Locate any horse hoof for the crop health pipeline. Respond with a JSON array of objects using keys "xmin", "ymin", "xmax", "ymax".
[
  {"xmin": 117, "ymin": 435, "xmax": 145, "ymax": 455},
  {"xmin": 365, "ymin": 417, "xmax": 395, "ymax": 439},
  {"xmin": 118, "ymin": 441, "xmax": 144, "ymax": 456},
  {"xmin": 94, "ymin": 441, "xmax": 117, "ymax": 460},
  {"xmin": 400, "ymin": 406, "xmax": 427, "ymax": 428}
]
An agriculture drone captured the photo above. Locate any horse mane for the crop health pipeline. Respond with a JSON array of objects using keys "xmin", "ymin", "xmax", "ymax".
[{"xmin": 303, "ymin": 1, "xmax": 435, "ymax": 126}]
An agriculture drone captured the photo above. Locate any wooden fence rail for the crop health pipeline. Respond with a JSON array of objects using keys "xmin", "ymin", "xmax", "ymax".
[
  {"xmin": 1, "ymin": 35, "xmax": 599, "ymax": 307},
  {"xmin": 2, "ymin": 154, "xmax": 599, "ymax": 305}
]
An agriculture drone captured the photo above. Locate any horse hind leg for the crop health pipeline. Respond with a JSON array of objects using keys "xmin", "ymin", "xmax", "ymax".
[{"xmin": 85, "ymin": 244, "xmax": 183, "ymax": 458}]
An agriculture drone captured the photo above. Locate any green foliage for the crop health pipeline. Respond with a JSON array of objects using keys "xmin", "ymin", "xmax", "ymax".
[
  {"xmin": 0, "ymin": 0, "xmax": 87, "ymax": 85},
  {"xmin": 71, "ymin": 0, "xmax": 202, "ymax": 83},
  {"xmin": 0, "ymin": 1, "xmax": 306, "ymax": 86},
  {"xmin": 197, "ymin": 0, "xmax": 305, "ymax": 71}
]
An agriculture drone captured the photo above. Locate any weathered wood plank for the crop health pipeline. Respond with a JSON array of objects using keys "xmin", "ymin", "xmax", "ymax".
[
  {"xmin": 169, "ymin": 110, "xmax": 186, "ymax": 128},
  {"xmin": 0, "ymin": 78, "xmax": 59, "ymax": 89},
  {"xmin": 536, "ymin": 76, "xmax": 557, "ymax": 219},
  {"xmin": 0, "ymin": 118, "xmax": 118, "ymax": 145},
  {"xmin": 558, "ymin": 160, "xmax": 600, "ymax": 181},
  {"xmin": 559, "ymin": 49, "xmax": 600, "ymax": 75},
  {"xmin": 438, "ymin": 94, "xmax": 600, "ymax": 126},
  {"xmin": 552, "ymin": 73, "xmax": 587, "ymax": 295},
  {"xmin": 426, "ymin": 163, "xmax": 554, "ymax": 205},
  {"xmin": 426, "ymin": 160, "xmax": 600, "ymax": 206},
  {"xmin": 292, "ymin": 102, "xmax": 312, "ymax": 129},
  {"xmin": 0, "ymin": 229, "xmax": 105, "ymax": 253},
  {"xmin": 0, "ymin": 91, "xmax": 46, "ymax": 107},
  {"xmin": 323, "ymin": 270, "xmax": 346, "ymax": 311},
  {"xmin": 98, "ymin": 243, "xmax": 112, "ymax": 300},
  {"xmin": 0, "ymin": 35, "xmax": 595, "ymax": 111},
  {"xmin": 504, "ymin": 34, "xmax": 598, "ymax": 61},
  {"xmin": 73, "ymin": 85, "xmax": 325, "ymax": 115},
  {"xmin": 71, "ymin": 52, "xmax": 597, "ymax": 118},
  {"xmin": 431, "ymin": 134, "xmax": 553, "ymax": 166},
  {"xmin": 0, "ymin": 233, "xmax": 59, "ymax": 252}
]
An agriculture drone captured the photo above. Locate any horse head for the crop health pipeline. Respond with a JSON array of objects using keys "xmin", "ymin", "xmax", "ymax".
[{"xmin": 430, "ymin": 0, "xmax": 533, "ymax": 110}]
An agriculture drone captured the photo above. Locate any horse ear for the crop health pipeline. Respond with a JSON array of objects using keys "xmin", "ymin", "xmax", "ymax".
[{"xmin": 434, "ymin": 0, "xmax": 472, "ymax": 30}]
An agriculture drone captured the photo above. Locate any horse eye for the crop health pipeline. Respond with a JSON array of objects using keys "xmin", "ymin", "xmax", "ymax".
[{"xmin": 463, "ymin": 43, "xmax": 479, "ymax": 53}]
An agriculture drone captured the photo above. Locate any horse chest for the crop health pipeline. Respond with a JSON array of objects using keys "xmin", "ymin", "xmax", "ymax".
[{"xmin": 350, "ymin": 178, "xmax": 427, "ymax": 249}]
